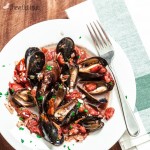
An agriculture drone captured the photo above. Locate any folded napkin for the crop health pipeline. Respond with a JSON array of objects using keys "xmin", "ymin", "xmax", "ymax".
[{"xmin": 65, "ymin": 0, "xmax": 150, "ymax": 149}]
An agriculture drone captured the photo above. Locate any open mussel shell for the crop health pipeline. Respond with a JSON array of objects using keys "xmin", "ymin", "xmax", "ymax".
[
  {"xmin": 25, "ymin": 47, "xmax": 45, "ymax": 86},
  {"xmin": 78, "ymin": 116, "xmax": 104, "ymax": 132},
  {"xmin": 79, "ymin": 57, "xmax": 108, "ymax": 67},
  {"xmin": 78, "ymin": 80, "xmax": 113, "ymax": 95},
  {"xmin": 56, "ymin": 37, "xmax": 75, "ymax": 62},
  {"xmin": 54, "ymin": 100, "xmax": 78, "ymax": 126},
  {"xmin": 40, "ymin": 113, "xmax": 64, "ymax": 146},
  {"xmin": 12, "ymin": 89, "xmax": 35, "ymax": 107},
  {"xmin": 77, "ymin": 84, "xmax": 108, "ymax": 109},
  {"xmin": 69, "ymin": 65, "xmax": 79, "ymax": 88}
]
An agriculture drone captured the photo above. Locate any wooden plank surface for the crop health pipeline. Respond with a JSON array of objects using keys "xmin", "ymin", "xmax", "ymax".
[{"xmin": 0, "ymin": 0, "xmax": 121, "ymax": 150}]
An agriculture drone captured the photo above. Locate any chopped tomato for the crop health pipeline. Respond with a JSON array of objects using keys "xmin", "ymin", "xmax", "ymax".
[
  {"xmin": 47, "ymin": 98, "xmax": 55, "ymax": 115},
  {"xmin": 78, "ymin": 105, "xmax": 85, "ymax": 113},
  {"xmin": 84, "ymin": 104, "xmax": 99, "ymax": 116},
  {"xmin": 15, "ymin": 58, "xmax": 26, "ymax": 72},
  {"xmin": 41, "ymin": 47, "xmax": 48, "ymax": 54},
  {"xmin": 65, "ymin": 90, "xmax": 82, "ymax": 100},
  {"xmin": 74, "ymin": 46, "xmax": 87, "ymax": 63},
  {"xmin": 79, "ymin": 126, "xmax": 86, "ymax": 133},
  {"xmin": 9, "ymin": 82, "xmax": 24, "ymax": 92},
  {"xmin": 99, "ymin": 67, "xmax": 107, "ymax": 74},
  {"xmin": 18, "ymin": 108, "xmax": 31, "ymax": 119},
  {"xmin": 84, "ymin": 83, "xmax": 97, "ymax": 92},
  {"xmin": 45, "ymin": 50, "xmax": 56, "ymax": 61},
  {"xmin": 104, "ymin": 75, "xmax": 111, "ymax": 83},
  {"xmin": 104, "ymin": 107, "xmax": 115, "ymax": 120},
  {"xmin": 90, "ymin": 64, "xmax": 102, "ymax": 73},
  {"xmin": 57, "ymin": 54, "xmax": 65, "ymax": 65}
]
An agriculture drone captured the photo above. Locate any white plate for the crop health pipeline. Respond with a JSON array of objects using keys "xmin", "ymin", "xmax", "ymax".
[{"xmin": 0, "ymin": 19, "xmax": 136, "ymax": 150}]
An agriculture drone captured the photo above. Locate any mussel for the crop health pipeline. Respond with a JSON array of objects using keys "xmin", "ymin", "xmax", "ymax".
[
  {"xmin": 25, "ymin": 47, "xmax": 45, "ymax": 86},
  {"xmin": 56, "ymin": 37, "xmax": 75, "ymax": 62},
  {"xmin": 78, "ymin": 116, "xmax": 104, "ymax": 132},
  {"xmin": 40, "ymin": 113, "xmax": 64, "ymax": 146},
  {"xmin": 54, "ymin": 100, "xmax": 78, "ymax": 125},
  {"xmin": 12, "ymin": 89, "xmax": 36, "ymax": 107},
  {"xmin": 78, "ymin": 80, "xmax": 114, "ymax": 95},
  {"xmin": 77, "ymin": 84, "xmax": 108, "ymax": 109},
  {"xmin": 79, "ymin": 57, "xmax": 108, "ymax": 80}
]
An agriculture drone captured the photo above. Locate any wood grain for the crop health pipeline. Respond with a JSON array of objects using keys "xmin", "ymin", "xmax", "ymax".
[{"xmin": 0, "ymin": 0, "xmax": 121, "ymax": 150}]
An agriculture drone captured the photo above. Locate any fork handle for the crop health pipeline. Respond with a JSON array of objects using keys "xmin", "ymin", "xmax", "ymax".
[{"xmin": 109, "ymin": 65, "xmax": 140, "ymax": 137}]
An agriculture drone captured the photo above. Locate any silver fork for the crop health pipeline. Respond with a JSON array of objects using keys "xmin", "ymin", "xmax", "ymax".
[{"xmin": 87, "ymin": 20, "xmax": 140, "ymax": 137}]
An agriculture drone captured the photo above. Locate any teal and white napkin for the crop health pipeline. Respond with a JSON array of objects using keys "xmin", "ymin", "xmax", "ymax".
[{"xmin": 66, "ymin": 0, "xmax": 150, "ymax": 149}]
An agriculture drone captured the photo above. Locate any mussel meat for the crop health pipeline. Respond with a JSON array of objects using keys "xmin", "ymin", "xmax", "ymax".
[
  {"xmin": 78, "ymin": 116, "xmax": 104, "ymax": 132},
  {"xmin": 12, "ymin": 89, "xmax": 36, "ymax": 107}
]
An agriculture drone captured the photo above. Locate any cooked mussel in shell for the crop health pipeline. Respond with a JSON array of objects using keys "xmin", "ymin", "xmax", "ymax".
[
  {"xmin": 40, "ymin": 113, "xmax": 64, "ymax": 146},
  {"xmin": 78, "ymin": 116, "xmax": 104, "ymax": 132},
  {"xmin": 56, "ymin": 37, "xmax": 75, "ymax": 62},
  {"xmin": 12, "ymin": 89, "xmax": 36, "ymax": 107},
  {"xmin": 25, "ymin": 47, "xmax": 45, "ymax": 86}
]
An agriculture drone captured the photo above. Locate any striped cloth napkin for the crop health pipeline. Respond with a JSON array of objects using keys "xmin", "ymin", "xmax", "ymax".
[{"xmin": 65, "ymin": 0, "xmax": 150, "ymax": 149}]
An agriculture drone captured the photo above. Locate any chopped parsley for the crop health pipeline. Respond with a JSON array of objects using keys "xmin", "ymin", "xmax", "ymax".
[
  {"xmin": 46, "ymin": 65, "xmax": 52, "ymax": 71},
  {"xmin": 19, "ymin": 117, "xmax": 24, "ymax": 121},
  {"xmin": 36, "ymin": 135, "xmax": 41, "ymax": 138},
  {"xmin": 67, "ymin": 146, "xmax": 71, "ymax": 150},
  {"xmin": 77, "ymin": 55, "xmax": 80, "ymax": 59},
  {"xmin": 0, "ymin": 92, "xmax": 2, "ymax": 95},
  {"xmin": 11, "ymin": 89, "xmax": 14, "ymax": 93},
  {"xmin": 125, "ymin": 95, "xmax": 127, "ymax": 99},
  {"xmin": 2, "ymin": 65, "xmax": 5, "ymax": 67},
  {"xmin": 4, "ymin": 91, "xmax": 8, "ymax": 96},
  {"xmin": 76, "ymin": 102, "xmax": 81, "ymax": 108},
  {"xmin": 79, "ymin": 36, "xmax": 82, "ymax": 39},
  {"xmin": 71, "ymin": 111, "xmax": 75, "ymax": 117},
  {"xmin": 59, "ymin": 84, "xmax": 62, "ymax": 88},
  {"xmin": 63, "ymin": 145, "xmax": 66, "ymax": 148},
  {"xmin": 21, "ymin": 139, "xmax": 24, "ymax": 143},
  {"xmin": 30, "ymin": 141, "xmax": 32, "ymax": 143},
  {"xmin": 52, "ymin": 95, "xmax": 56, "ymax": 99},
  {"xmin": 37, "ymin": 96, "xmax": 43, "ymax": 101},
  {"xmin": 69, "ymin": 125, "xmax": 73, "ymax": 129},
  {"xmin": 84, "ymin": 109, "xmax": 88, "ymax": 113},
  {"xmin": 19, "ymin": 127, "xmax": 24, "ymax": 130},
  {"xmin": 109, "ymin": 81, "xmax": 113, "ymax": 86}
]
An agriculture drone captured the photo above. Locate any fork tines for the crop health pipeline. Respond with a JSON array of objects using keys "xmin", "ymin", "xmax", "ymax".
[{"xmin": 86, "ymin": 20, "xmax": 112, "ymax": 51}]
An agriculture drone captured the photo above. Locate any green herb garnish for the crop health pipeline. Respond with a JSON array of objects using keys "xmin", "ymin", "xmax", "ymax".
[
  {"xmin": 19, "ymin": 117, "xmax": 24, "ymax": 121},
  {"xmin": 21, "ymin": 139, "xmax": 24, "ymax": 143},
  {"xmin": 79, "ymin": 36, "xmax": 82, "ymax": 39},
  {"xmin": 5, "ymin": 91, "xmax": 8, "ymax": 96},
  {"xmin": 59, "ymin": 84, "xmax": 62, "ymax": 88},
  {"xmin": 69, "ymin": 125, "xmax": 73, "ymax": 129},
  {"xmin": 125, "ymin": 96, "xmax": 127, "ymax": 99},
  {"xmin": 36, "ymin": 135, "xmax": 41, "ymax": 138},
  {"xmin": 2, "ymin": 65, "xmax": 5, "ymax": 67},
  {"xmin": 63, "ymin": 145, "xmax": 66, "ymax": 148},
  {"xmin": 11, "ymin": 89, "xmax": 14, "ymax": 93},
  {"xmin": 67, "ymin": 146, "xmax": 71, "ymax": 150},
  {"xmin": 109, "ymin": 81, "xmax": 113, "ymax": 86},
  {"xmin": 37, "ymin": 96, "xmax": 43, "ymax": 101},
  {"xmin": 19, "ymin": 127, "xmax": 24, "ymax": 130},
  {"xmin": 30, "ymin": 141, "xmax": 32, "ymax": 143},
  {"xmin": 76, "ymin": 102, "xmax": 81, "ymax": 108},
  {"xmin": 52, "ymin": 95, "xmax": 56, "ymax": 99},
  {"xmin": 71, "ymin": 111, "xmax": 75, "ymax": 117},
  {"xmin": 46, "ymin": 65, "xmax": 52, "ymax": 71},
  {"xmin": 84, "ymin": 109, "xmax": 88, "ymax": 113},
  {"xmin": 77, "ymin": 56, "xmax": 80, "ymax": 59}
]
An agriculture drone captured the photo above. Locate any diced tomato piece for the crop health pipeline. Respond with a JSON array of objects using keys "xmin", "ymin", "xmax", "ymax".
[
  {"xmin": 104, "ymin": 75, "xmax": 111, "ymax": 83},
  {"xmin": 90, "ymin": 65, "xmax": 101, "ymax": 73},
  {"xmin": 104, "ymin": 107, "xmax": 115, "ymax": 120},
  {"xmin": 79, "ymin": 126, "xmax": 86, "ymax": 133},
  {"xmin": 99, "ymin": 67, "xmax": 107, "ymax": 74},
  {"xmin": 18, "ymin": 109, "xmax": 31, "ymax": 119},
  {"xmin": 84, "ymin": 83, "xmax": 97, "ymax": 92},
  {"xmin": 47, "ymin": 98, "xmax": 55, "ymax": 115},
  {"xmin": 84, "ymin": 104, "xmax": 99, "ymax": 116},
  {"xmin": 74, "ymin": 46, "xmax": 87, "ymax": 63},
  {"xmin": 9, "ymin": 82, "xmax": 24, "ymax": 92},
  {"xmin": 65, "ymin": 90, "xmax": 82, "ymax": 100},
  {"xmin": 41, "ymin": 47, "xmax": 48, "ymax": 54},
  {"xmin": 57, "ymin": 54, "xmax": 65, "ymax": 65},
  {"xmin": 15, "ymin": 59, "xmax": 26, "ymax": 72},
  {"xmin": 78, "ymin": 106, "xmax": 85, "ymax": 113}
]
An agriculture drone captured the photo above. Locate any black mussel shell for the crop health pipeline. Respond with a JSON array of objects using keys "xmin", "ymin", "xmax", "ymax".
[
  {"xmin": 78, "ymin": 116, "xmax": 104, "ymax": 132},
  {"xmin": 56, "ymin": 37, "xmax": 75, "ymax": 62},
  {"xmin": 40, "ymin": 114, "xmax": 64, "ymax": 146}
]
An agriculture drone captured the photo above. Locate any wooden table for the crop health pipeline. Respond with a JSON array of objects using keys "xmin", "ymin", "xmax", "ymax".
[{"xmin": 0, "ymin": 0, "xmax": 122, "ymax": 149}]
